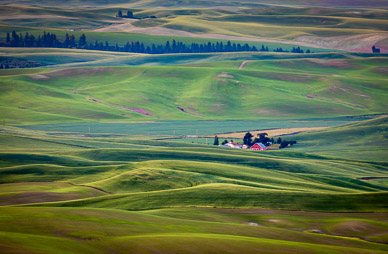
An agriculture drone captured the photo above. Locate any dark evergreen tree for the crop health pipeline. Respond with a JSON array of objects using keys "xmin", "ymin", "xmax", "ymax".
[
  {"xmin": 79, "ymin": 34, "xmax": 87, "ymax": 47},
  {"xmin": 70, "ymin": 35, "xmax": 76, "ymax": 48},
  {"xmin": 214, "ymin": 135, "xmax": 219, "ymax": 146},
  {"xmin": 127, "ymin": 10, "xmax": 134, "ymax": 18},
  {"xmin": 165, "ymin": 41, "xmax": 171, "ymax": 53},
  {"xmin": 11, "ymin": 31, "xmax": 19, "ymax": 47},
  {"xmin": 117, "ymin": 10, "xmax": 123, "ymax": 17},
  {"xmin": 6, "ymin": 32, "xmax": 10, "ymax": 44},
  {"xmin": 277, "ymin": 137, "xmax": 282, "ymax": 144},
  {"xmin": 64, "ymin": 33, "xmax": 70, "ymax": 48},
  {"xmin": 243, "ymin": 132, "xmax": 253, "ymax": 146}
]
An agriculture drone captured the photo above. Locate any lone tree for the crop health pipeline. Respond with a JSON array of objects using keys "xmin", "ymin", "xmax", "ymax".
[
  {"xmin": 214, "ymin": 135, "xmax": 219, "ymax": 146},
  {"xmin": 277, "ymin": 137, "xmax": 282, "ymax": 144},
  {"xmin": 243, "ymin": 131, "xmax": 253, "ymax": 146},
  {"xmin": 279, "ymin": 140, "xmax": 289, "ymax": 149},
  {"xmin": 117, "ymin": 10, "xmax": 123, "ymax": 17}
]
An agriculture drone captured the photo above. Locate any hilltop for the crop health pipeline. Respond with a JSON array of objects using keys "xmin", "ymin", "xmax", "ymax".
[{"xmin": 0, "ymin": 2, "xmax": 387, "ymax": 53}]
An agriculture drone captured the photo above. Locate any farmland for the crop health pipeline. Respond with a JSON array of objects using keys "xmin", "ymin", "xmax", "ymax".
[
  {"xmin": 1, "ymin": 57, "xmax": 387, "ymax": 125},
  {"xmin": 0, "ymin": 116, "xmax": 388, "ymax": 253},
  {"xmin": 0, "ymin": 0, "xmax": 387, "ymax": 253}
]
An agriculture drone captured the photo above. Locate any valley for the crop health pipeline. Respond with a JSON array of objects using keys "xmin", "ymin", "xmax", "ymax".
[{"xmin": 0, "ymin": 0, "xmax": 387, "ymax": 253}]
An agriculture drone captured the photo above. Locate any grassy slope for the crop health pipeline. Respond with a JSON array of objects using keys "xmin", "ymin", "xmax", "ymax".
[
  {"xmin": 0, "ymin": 207, "xmax": 387, "ymax": 254},
  {"xmin": 0, "ymin": 118, "xmax": 388, "ymax": 253},
  {"xmin": 0, "ymin": 48, "xmax": 345, "ymax": 68},
  {"xmin": 0, "ymin": 118, "xmax": 387, "ymax": 211},
  {"xmin": 288, "ymin": 116, "xmax": 388, "ymax": 161},
  {"xmin": 0, "ymin": 56, "xmax": 387, "ymax": 124}
]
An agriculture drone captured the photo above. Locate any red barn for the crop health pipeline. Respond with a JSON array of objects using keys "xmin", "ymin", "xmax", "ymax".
[{"xmin": 250, "ymin": 143, "xmax": 267, "ymax": 151}]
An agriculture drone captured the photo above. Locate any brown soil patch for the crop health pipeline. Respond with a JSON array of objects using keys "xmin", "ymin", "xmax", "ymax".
[
  {"xmin": 358, "ymin": 177, "xmax": 388, "ymax": 180},
  {"xmin": 217, "ymin": 72, "xmax": 235, "ymax": 78},
  {"xmin": 177, "ymin": 106, "xmax": 203, "ymax": 117},
  {"xmin": 27, "ymin": 74, "xmax": 50, "ymax": 80},
  {"xmin": 93, "ymin": 22, "xmax": 328, "ymax": 49},
  {"xmin": 0, "ymin": 191, "xmax": 81, "ymax": 205},
  {"xmin": 239, "ymin": 61, "xmax": 250, "ymax": 69},
  {"xmin": 330, "ymin": 221, "xmax": 383, "ymax": 234},
  {"xmin": 86, "ymin": 95, "xmax": 157, "ymax": 118},
  {"xmin": 373, "ymin": 66, "xmax": 388, "ymax": 75},
  {"xmin": 295, "ymin": 33, "xmax": 388, "ymax": 52},
  {"xmin": 209, "ymin": 103, "xmax": 226, "ymax": 113},
  {"xmin": 307, "ymin": 59, "xmax": 351, "ymax": 68},
  {"xmin": 264, "ymin": 72, "xmax": 316, "ymax": 83},
  {"xmin": 87, "ymin": 97, "xmax": 103, "ymax": 104},
  {"xmin": 46, "ymin": 67, "xmax": 115, "ymax": 77},
  {"xmin": 125, "ymin": 108, "xmax": 156, "ymax": 117},
  {"xmin": 0, "ymin": 182, "xmax": 106, "ymax": 205}
]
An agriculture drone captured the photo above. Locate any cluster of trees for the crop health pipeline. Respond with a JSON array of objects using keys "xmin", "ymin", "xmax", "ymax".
[
  {"xmin": 116, "ymin": 10, "xmax": 156, "ymax": 19},
  {"xmin": 0, "ymin": 31, "xmax": 314, "ymax": 55},
  {"xmin": 213, "ymin": 132, "xmax": 296, "ymax": 150},
  {"xmin": 279, "ymin": 139, "xmax": 297, "ymax": 149},
  {"xmin": 291, "ymin": 46, "xmax": 310, "ymax": 53},
  {"xmin": 372, "ymin": 45, "xmax": 381, "ymax": 53},
  {"xmin": 243, "ymin": 132, "xmax": 273, "ymax": 147},
  {"xmin": 0, "ymin": 31, "xmax": 86, "ymax": 49},
  {"xmin": 116, "ymin": 10, "xmax": 134, "ymax": 18}
]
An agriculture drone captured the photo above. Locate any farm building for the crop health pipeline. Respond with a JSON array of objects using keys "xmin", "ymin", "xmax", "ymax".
[
  {"xmin": 222, "ymin": 142, "xmax": 243, "ymax": 149},
  {"xmin": 250, "ymin": 143, "xmax": 267, "ymax": 151}
]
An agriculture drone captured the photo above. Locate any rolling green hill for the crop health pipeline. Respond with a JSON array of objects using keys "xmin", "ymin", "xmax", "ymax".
[
  {"xmin": 0, "ymin": 56, "xmax": 386, "ymax": 124},
  {"xmin": 0, "ymin": 1, "xmax": 387, "ymax": 253},
  {"xmin": 0, "ymin": 117, "xmax": 387, "ymax": 253},
  {"xmin": 289, "ymin": 116, "xmax": 388, "ymax": 161},
  {"xmin": 0, "ymin": 3, "xmax": 387, "ymax": 52}
]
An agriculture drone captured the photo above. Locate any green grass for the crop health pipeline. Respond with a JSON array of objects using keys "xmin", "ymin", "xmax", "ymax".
[
  {"xmin": 0, "ymin": 117, "xmax": 387, "ymax": 253},
  {"xmin": 288, "ymin": 116, "xmax": 388, "ymax": 161},
  {"xmin": 0, "ymin": 207, "xmax": 387, "ymax": 254},
  {"xmin": 0, "ymin": 57, "xmax": 387, "ymax": 124},
  {"xmin": 0, "ymin": 2, "xmax": 387, "ymax": 253},
  {"xmin": 0, "ymin": 48, "xmax": 349, "ymax": 68},
  {"xmin": 0, "ymin": 118, "xmax": 387, "ymax": 211}
]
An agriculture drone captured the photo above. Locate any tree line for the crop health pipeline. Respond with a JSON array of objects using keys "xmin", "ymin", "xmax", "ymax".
[{"xmin": 0, "ymin": 31, "xmax": 313, "ymax": 55}]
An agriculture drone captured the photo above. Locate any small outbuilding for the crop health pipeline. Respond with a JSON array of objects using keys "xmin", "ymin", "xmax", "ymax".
[{"xmin": 250, "ymin": 143, "xmax": 267, "ymax": 151}]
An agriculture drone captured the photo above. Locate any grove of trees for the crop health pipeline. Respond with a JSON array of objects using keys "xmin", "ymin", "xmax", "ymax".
[{"xmin": 0, "ymin": 31, "xmax": 313, "ymax": 55}]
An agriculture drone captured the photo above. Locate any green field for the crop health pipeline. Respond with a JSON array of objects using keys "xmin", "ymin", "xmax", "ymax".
[
  {"xmin": 0, "ymin": 1, "xmax": 388, "ymax": 253},
  {"xmin": 0, "ymin": 56, "xmax": 387, "ymax": 125},
  {"xmin": 0, "ymin": 117, "xmax": 388, "ymax": 253}
]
